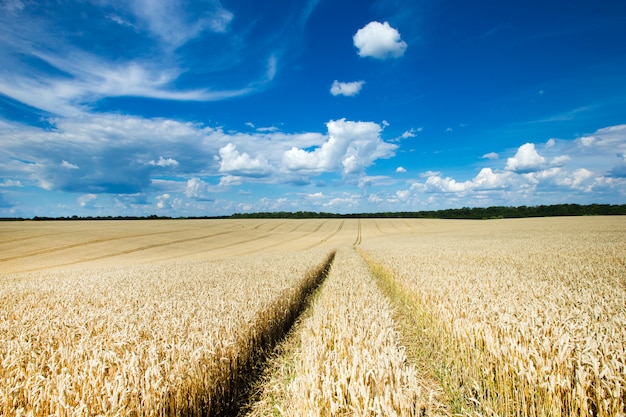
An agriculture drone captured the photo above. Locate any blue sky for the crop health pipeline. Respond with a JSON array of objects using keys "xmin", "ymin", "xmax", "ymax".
[{"xmin": 1, "ymin": 0, "xmax": 625, "ymax": 217}]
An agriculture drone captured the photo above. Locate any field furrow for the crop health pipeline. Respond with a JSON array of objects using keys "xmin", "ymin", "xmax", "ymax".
[{"xmin": 246, "ymin": 247, "xmax": 446, "ymax": 416}]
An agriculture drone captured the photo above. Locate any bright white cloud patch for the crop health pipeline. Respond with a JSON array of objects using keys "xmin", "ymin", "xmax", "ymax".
[
  {"xmin": 61, "ymin": 160, "xmax": 79, "ymax": 169},
  {"xmin": 149, "ymin": 156, "xmax": 179, "ymax": 167},
  {"xmin": 184, "ymin": 177, "xmax": 214, "ymax": 200},
  {"xmin": 396, "ymin": 166, "xmax": 407, "ymax": 173},
  {"xmin": 156, "ymin": 193, "xmax": 171, "ymax": 209},
  {"xmin": 282, "ymin": 118, "xmax": 397, "ymax": 175},
  {"xmin": 218, "ymin": 143, "xmax": 272, "ymax": 176},
  {"xmin": 353, "ymin": 21, "xmax": 407, "ymax": 59},
  {"xmin": 506, "ymin": 143, "xmax": 546, "ymax": 172},
  {"xmin": 330, "ymin": 80, "xmax": 365, "ymax": 96},
  {"xmin": 482, "ymin": 152, "xmax": 499, "ymax": 160}
]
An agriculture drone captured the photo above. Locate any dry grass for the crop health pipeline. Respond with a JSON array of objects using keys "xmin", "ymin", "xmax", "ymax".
[
  {"xmin": 360, "ymin": 216, "xmax": 626, "ymax": 417},
  {"xmin": 0, "ymin": 250, "xmax": 333, "ymax": 416}
]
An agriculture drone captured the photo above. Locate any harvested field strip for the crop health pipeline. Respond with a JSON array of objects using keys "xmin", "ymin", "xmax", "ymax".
[
  {"xmin": 319, "ymin": 220, "xmax": 344, "ymax": 243},
  {"xmin": 234, "ymin": 228, "xmax": 323, "ymax": 256},
  {"xmin": 263, "ymin": 221, "xmax": 287, "ymax": 233},
  {"xmin": 247, "ymin": 248, "xmax": 445, "ymax": 416},
  {"xmin": 0, "ymin": 250, "xmax": 334, "ymax": 416},
  {"xmin": 0, "ymin": 229, "xmax": 234, "ymax": 265},
  {"xmin": 4, "ymin": 231, "xmax": 244, "ymax": 274}
]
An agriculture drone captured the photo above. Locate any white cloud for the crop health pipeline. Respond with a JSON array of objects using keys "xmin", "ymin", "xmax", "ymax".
[
  {"xmin": 2, "ymin": 114, "xmax": 399, "ymax": 197},
  {"xmin": 307, "ymin": 192, "xmax": 325, "ymax": 199},
  {"xmin": 129, "ymin": 0, "xmax": 233, "ymax": 47},
  {"xmin": 0, "ymin": 1, "xmax": 265, "ymax": 118},
  {"xmin": 156, "ymin": 193, "xmax": 171, "ymax": 209},
  {"xmin": 330, "ymin": 80, "xmax": 365, "ymax": 96},
  {"xmin": 0, "ymin": 179, "xmax": 22, "ymax": 187},
  {"xmin": 482, "ymin": 152, "xmax": 499, "ymax": 160},
  {"xmin": 401, "ymin": 129, "xmax": 419, "ymax": 138},
  {"xmin": 324, "ymin": 196, "xmax": 358, "ymax": 208},
  {"xmin": 256, "ymin": 126, "xmax": 280, "ymax": 133},
  {"xmin": 564, "ymin": 168, "xmax": 594, "ymax": 190},
  {"xmin": 218, "ymin": 175, "xmax": 243, "ymax": 187},
  {"xmin": 425, "ymin": 174, "xmax": 473, "ymax": 193},
  {"xmin": 472, "ymin": 168, "xmax": 512, "ymax": 189},
  {"xmin": 77, "ymin": 193, "xmax": 97, "ymax": 207},
  {"xmin": 61, "ymin": 160, "xmax": 79, "ymax": 170},
  {"xmin": 282, "ymin": 118, "xmax": 397, "ymax": 175},
  {"xmin": 184, "ymin": 177, "xmax": 215, "ymax": 200},
  {"xmin": 353, "ymin": 21, "xmax": 407, "ymax": 59},
  {"xmin": 576, "ymin": 124, "xmax": 626, "ymax": 152},
  {"xmin": 396, "ymin": 189, "xmax": 410, "ymax": 199},
  {"xmin": 506, "ymin": 143, "xmax": 546, "ymax": 172},
  {"xmin": 149, "ymin": 156, "xmax": 179, "ymax": 167},
  {"xmin": 550, "ymin": 155, "xmax": 570, "ymax": 166},
  {"xmin": 396, "ymin": 166, "xmax": 407, "ymax": 173},
  {"xmin": 218, "ymin": 143, "xmax": 272, "ymax": 176}
]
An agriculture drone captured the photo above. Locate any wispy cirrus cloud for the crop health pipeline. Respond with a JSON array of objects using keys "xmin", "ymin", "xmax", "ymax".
[{"xmin": 0, "ymin": 1, "xmax": 283, "ymax": 117}]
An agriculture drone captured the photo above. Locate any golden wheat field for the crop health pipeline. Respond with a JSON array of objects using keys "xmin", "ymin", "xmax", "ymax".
[{"xmin": 1, "ymin": 216, "xmax": 625, "ymax": 416}]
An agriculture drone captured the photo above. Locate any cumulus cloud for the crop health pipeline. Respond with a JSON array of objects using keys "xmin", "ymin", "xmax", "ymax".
[
  {"xmin": 506, "ymin": 143, "xmax": 546, "ymax": 172},
  {"xmin": 1, "ymin": 115, "xmax": 399, "ymax": 196},
  {"xmin": 184, "ymin": 177, "xmax": 213, "ymax": 200},
  {"xmin": 218, "ymin": 143, "xmax": 272, "ymax": 176},
  {"xmin": 353, "ymin": 21, "xmax": 407, "ymax": 59},
  {"xmin": 396, "ymin": 166, "xmax": 407, "ymax": 173},
  {"xmin": 330, "ymin": 80, "xmax": 365, "ymax": 96},
  {"xmin": 282, "ymin": 118, "xmax": 397, "ymax": 175},
  {"xmin": 482, "ymin": 152, "xmax": 499, "ymax": 160}
]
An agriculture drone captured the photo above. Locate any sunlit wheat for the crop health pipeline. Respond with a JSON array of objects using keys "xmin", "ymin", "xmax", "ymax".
[
  {"xmin": 361, "ymin": 217, "xmax": 626, "ymax": 417},
  {"xmin": 0, "ymin": 250, "xmax": 332, "ymax": 416}
]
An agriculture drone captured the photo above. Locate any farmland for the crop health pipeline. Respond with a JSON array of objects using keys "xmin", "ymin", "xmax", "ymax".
[{"xmin": 1, "ymin": 217, "xmax": 625, "ymax": 416}]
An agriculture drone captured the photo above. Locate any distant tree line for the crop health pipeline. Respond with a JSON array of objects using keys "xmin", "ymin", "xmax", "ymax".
[
  {"xmin": 230, "ymin": 204, "xmax": 626, "ymax": 219},
  {"xmin": 1, "ymin": 203, "xmax": 624, "ymax": 221}
]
